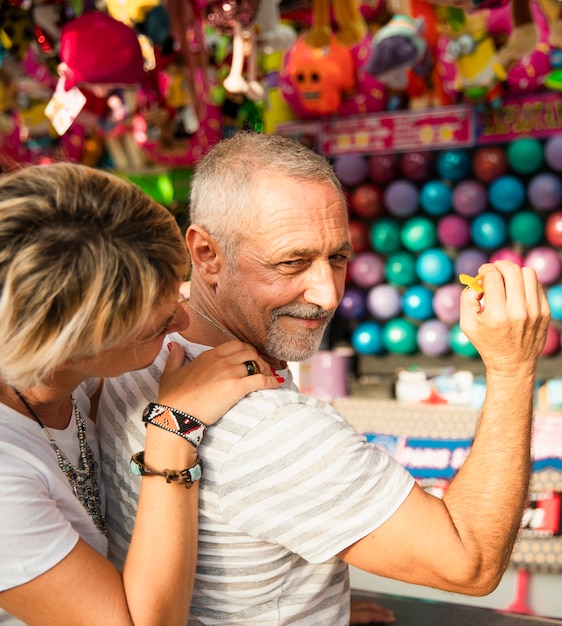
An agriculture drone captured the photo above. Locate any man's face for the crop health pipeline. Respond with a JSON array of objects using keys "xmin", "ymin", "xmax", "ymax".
[{"xmin": 216, "ymin": 175, "xmax": 351, "ymax": 365}]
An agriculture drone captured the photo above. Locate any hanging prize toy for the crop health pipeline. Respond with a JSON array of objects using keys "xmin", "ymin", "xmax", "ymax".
[
  {"xmin": 441, "ymin": 8, "xmax": 506, "ymax": 109},
  {"xmin": 365, "ymin": 13, "xmax": 431, "ymax": 110},
  {"xmin": 281, "ymin": 0, "xmax": 355, "ymax": 117},
  {"xmin": 205, "ymin": 0, "xmax": 264, "ymax": 101}
]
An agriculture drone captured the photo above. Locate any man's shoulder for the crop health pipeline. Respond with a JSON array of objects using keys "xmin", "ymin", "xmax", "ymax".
[
  {"xmin": 222, "ymin": 388, "xmax": 346, "ymax": 430},
  {"xmin": 239, "ymin": 387, "xmax": 336, "ymax": 411}
]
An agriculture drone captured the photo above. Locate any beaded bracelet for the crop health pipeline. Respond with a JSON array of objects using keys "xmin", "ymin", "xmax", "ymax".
[
  {"xmin": 142, "ymin": 403, "xmax": 207, "ymax": 448},
  {"xmin": 130, "ymin": 451, "xmax": 202, "ymax": 488}
]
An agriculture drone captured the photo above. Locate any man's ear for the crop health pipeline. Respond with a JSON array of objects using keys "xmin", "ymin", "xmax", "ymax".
[{"xmin": 186, "ymin": 225, "xmax": 223, "ymax": 283}]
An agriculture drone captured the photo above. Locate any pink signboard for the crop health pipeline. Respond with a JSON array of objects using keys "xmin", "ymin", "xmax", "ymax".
[
  {"xmin": 319, "ymin": 105, "xmax": 475, "ymax": 156},
  {"xmin": 477, "ymin": 92, "xmax": 562, "ymax": 144}
]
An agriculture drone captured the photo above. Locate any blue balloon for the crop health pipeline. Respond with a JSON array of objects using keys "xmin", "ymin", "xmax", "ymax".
[
  {"xmin": 415, "ymin": 249, "xmax": 454, "ymax": 285},
  {"xmin": 420, "ymin": 180, "xmax": 452, "ymax": 216},
  {"xmin": 402, "ymin": 285, "xmax": 434, "ymax": 320},
  {"xmin": 488, "ymin": 175, "xmax": 526, "ymax": 213},
  {"xmin": 436, "ymin": 150, "xmax": 471, "ymax": 182},
  {"xmin": 351, "ymin": 321, "xmax": 385, "ymax": 355},
  {"xmin": 547, "ymin": 284, "xmax": 562, "ymax": 321},
  {"xmin": 471, "ymin": 212, "xmax": 507, "ymax": 249}
]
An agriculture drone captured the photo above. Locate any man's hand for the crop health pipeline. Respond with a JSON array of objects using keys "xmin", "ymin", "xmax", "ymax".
[{"xmin": 460, "ymin": 261, "xmax": 550, "ymax": 379}]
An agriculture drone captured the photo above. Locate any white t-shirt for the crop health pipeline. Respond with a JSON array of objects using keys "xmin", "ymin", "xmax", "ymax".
[
  {"xmin": 0, "ymin": 383, "xmax": 107, "ymax": 625},
  {"xmin": 98, "ymin": 335, "xmax": 414, "ymax": 625}
]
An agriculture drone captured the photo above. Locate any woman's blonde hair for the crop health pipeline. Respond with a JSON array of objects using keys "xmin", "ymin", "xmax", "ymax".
[{"xmin": 0, "ymin": 163, "xmax": 188, "ymax": 388}]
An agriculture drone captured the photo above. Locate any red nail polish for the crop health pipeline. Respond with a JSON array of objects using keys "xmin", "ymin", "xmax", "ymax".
[
  {"xmin": 276, "ymin": 376, "xmax": 285, "ymax": 383},
  {"xmin": 167, "ymin": 342, "xmax": 173, "ymax": 351}
]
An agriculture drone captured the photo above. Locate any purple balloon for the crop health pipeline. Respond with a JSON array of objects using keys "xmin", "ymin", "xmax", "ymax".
[
  {"xmin": 433, "ymin": 284, "xmax": 462, "ymax": 324},
  {"xmin": 545, "ymin": 135, "xmax": 562, "ymax": 172},
  {"xmin": 348, "ymin": 251, "xmax": 385, "ymax": 288},
  {"xmin": 366, "ymin": 284, "xmax": 402, "ymax": 320},
  {"xmin": 528, "ymin": 173, "xmax": 562, "ymax": 212},
  {"xmin": 417, "ymin": 319, "xmax": 451, "ymax": 356},
  {"xmin": 338, "ymin": 287, "xmax": 366, "ymax": 319},
  {"xmin": 334, "ymin": 155, "xmax": 369, "ymax": 187},
  {"xmin": 437, "ymin": 214, "xmax": 471, "ymax": 248},
  {"xmin": 489, "ymin": 248, "xmax": 524, "ymax": 266},
  {"xmin": 455, "ymin": 248, "xmax": 487, "ymax": 277},
  {"xmin": 524, "ymin": 247, "xmax": 562, "ymax": 285},
  {"xmin": 384, "ymin": 179, "xmax": 419, "ymax": 217},
  {"xmin": 452, "ymin": 180, "xmax": 487, "ymax": 217}
]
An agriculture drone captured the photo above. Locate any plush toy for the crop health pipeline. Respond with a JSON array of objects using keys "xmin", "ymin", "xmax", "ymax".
[
  {"xmin": 280, "ymin": 0, "xmax": 387, "ymax": 117},
  {"xmin": 486, "ymin": 0, "xmax": 551, "ymax": 95},
  {"xmin": 440, "ymin": 9, "xmax": 506, "ymax": 108},
  {"xmin": 365, "ymin": 13, "xmax": 432, "ymax": 109},
  {"xmin": 496, "ymin": 0, "xmax": 538, "ymax": 71},
  {"xmin": 58, "ymin": 11, "xmax": 148, "ymax": 94}
]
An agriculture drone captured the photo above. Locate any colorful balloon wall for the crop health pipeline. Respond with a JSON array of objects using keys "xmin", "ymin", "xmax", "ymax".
[{"xmin": 335, "ymin": 136, "xmax": 562, "ymax": 358}]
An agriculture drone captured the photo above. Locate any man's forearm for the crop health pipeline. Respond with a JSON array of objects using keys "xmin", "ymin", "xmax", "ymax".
[{"xmin": 443, "ymin": 371, "xmax": 535, "ymax": 590}]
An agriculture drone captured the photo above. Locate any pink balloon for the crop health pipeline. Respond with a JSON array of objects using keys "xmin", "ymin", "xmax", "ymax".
[
  {"xmin": 489, "ymin": 248, "xmax": 524, "ymax": 266},
  {"xmin": 541, "ymin": 324, "xmax": 561, "ymax": 357},
  {"xmin": 524, "ymin": 247, "xmax": 562, "ymax": 285},
  {"xmin": 433, "ymin": 284, "xmax": 462, "ymax": 324},
  {"xmin": 348, "ymin": 251, "xmax": 385, "ymax": 288},
  {"xmin": 452, "ymin": 180, "xmax": 487, "ymax": 217},
  {"xmin": 437, "ymin": 215, "xmax": 471, "ymax": 248}
]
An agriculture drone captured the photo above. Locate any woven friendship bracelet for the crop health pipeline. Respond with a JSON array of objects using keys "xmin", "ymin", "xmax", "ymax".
[
  {"xmin": 142, "ymin": 403, "xmax": 207, "ymax": 448},
  {"xmin": 130, "ymin": 451, "xmax": 202, "ymax": 488}
]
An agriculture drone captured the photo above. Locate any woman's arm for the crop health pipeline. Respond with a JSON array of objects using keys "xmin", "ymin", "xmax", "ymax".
[{"xmin": 0, "ymin": 341, "xmax": 279, "ymax": 625}]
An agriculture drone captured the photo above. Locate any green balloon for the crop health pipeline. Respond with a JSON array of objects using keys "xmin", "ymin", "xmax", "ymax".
[
  {"xmin": 370, "ymin": 218, "xmax": 402, "ymax": 254},
  {"xmin": 382, "ymin": 318, "xmax": 418, "ymax": 354},
  {"xmin": 508, "ymin": 211, "xmax": 544, "ymax": 246},
  {"xmin": 385, "ymin": 251, "xmax": 417, "ymax": 287},
  {"xmin": 506, "ymin": 138, "xmax": 544, "ymax": 175},
  {"xmin": 449, "ymin": 324, "xmax": 479, "ymax": 358},
  {"xmin": 400, "ymin": 217, "xmax": 437, "ymax": 253}
]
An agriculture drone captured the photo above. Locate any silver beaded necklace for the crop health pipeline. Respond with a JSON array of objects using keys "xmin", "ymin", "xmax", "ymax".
[{"xmin": 12, "ymin": 387, "xmax": 106, "ymax": 536}]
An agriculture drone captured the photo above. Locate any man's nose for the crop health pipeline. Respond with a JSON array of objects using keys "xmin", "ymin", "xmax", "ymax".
[{"xmin": 303, "ymin": 263, "xmax": 342, "ymax": 312}]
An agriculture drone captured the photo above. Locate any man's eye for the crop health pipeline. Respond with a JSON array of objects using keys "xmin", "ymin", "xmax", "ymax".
[
  {"xmin": 331, "ymin": 254, "xmax": 350, "ymax": 263},
  {"xmin": 281, "ymin": 259, "xmax": 307, "ymax": 267}
]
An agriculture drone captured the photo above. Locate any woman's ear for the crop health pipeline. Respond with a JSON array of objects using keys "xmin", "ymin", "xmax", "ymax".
[{"xmin": 186, "ymin": 225, "xmax": 224, "ymax": 283}]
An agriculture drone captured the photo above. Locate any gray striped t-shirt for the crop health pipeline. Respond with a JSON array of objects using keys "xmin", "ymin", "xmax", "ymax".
[{"xmin": 97, "ymin": 335, "xmax": 414, "ymax": 625}]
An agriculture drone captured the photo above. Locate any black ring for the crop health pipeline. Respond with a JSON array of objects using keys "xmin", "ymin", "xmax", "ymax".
[{"xmin": 244, "ymin": 360, "xmax": 260, "ymax": 376}]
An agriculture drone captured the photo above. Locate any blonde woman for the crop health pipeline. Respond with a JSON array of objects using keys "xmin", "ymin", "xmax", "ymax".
[{"xmin": 0, "ymin": 163, "xmax": 279, "ymax": 625}]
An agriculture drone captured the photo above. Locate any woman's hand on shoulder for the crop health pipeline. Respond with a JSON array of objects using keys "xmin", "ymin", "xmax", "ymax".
[{"xmin": 157, "ymin": 340, "xmax": 281, "ymax": 425}]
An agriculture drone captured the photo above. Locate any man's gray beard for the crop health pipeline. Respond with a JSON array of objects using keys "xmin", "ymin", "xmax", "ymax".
[{"xmin": 264, "ymin": 307, "xmax": 335, "ymax": 363}]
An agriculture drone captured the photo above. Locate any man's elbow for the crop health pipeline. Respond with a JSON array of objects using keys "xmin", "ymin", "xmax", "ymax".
[{"xmin": 445, "ymin": 559, "xmax": 506, "ymax": 597}]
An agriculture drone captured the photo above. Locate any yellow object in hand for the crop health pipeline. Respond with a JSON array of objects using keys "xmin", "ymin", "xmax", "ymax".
[{"xmin": 459, "ymin": 273, "xmax": 483, "ymax": 293}]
